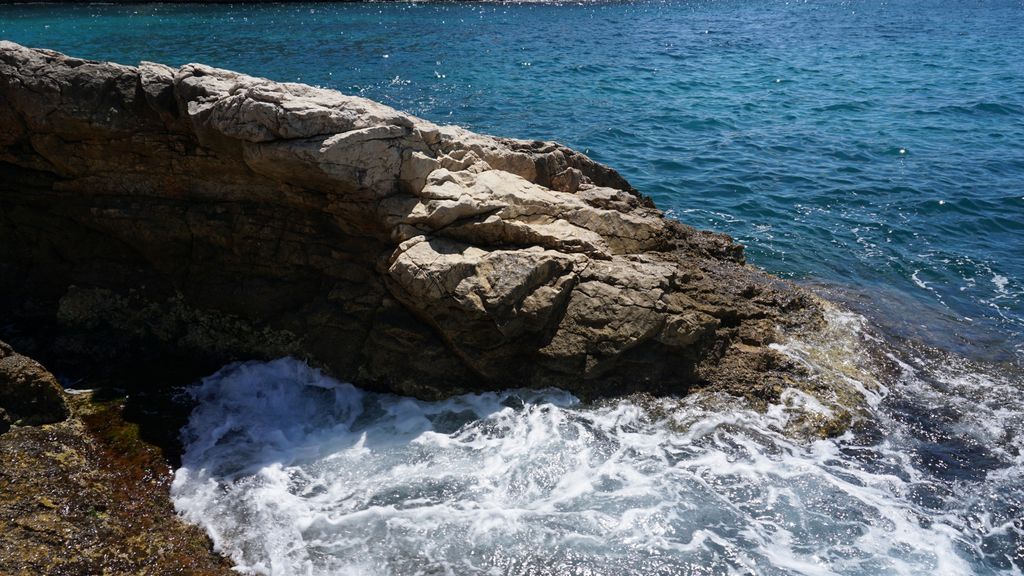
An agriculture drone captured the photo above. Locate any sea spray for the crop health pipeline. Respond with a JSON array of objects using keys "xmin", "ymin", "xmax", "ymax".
[{"xmin": 172, "ymin": 310, "xmax": 1023, "ymax": 575}]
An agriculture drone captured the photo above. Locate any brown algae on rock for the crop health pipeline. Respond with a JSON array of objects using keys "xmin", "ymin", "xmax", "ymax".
[
  {"xmin": 592, "ymin": 298, "xmax": 884, "ymax": 441},
  {"xmin": 0, "ymin": 353, "xmax": 233, "ymax": 575}
]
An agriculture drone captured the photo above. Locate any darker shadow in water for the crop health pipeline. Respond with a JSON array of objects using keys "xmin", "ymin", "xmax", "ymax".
[
  {"xmin": 1, "ymin": 319, "xmax": 222, "ymax": 467},
  {"xmin": 177, "ymin": 359, "xmax": 535, "ymax": 484},
  {"xmin": 73, "ymin": 355, "xmax": 220, "ymax": 469},
  {"xmin": 0, "ymin": 307, "xmax": 252, "ymax": 467},
  {"xmin": 885, "ymin": 395, "xmax": 1006, "ymax": 484}
]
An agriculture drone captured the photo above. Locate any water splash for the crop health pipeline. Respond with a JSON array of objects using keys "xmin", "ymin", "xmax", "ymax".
[{"xmin": 172, "ymin": 311, "xmax": 1023, "ymax": 575}]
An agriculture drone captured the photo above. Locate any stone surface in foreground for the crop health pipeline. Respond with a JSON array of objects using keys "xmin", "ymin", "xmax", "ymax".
[
  {"xmin": 0, "ymin": 340, "xmax": 232, "ymax": 576},
  {"xmin": 0, "ymin": 41, "xmax": 819, "ymax": 402}
]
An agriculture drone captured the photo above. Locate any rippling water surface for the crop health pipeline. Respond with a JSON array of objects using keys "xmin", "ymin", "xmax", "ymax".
[{"xmin": 2, "ymin": 1, "xmax": 1023, "ymax": 574}]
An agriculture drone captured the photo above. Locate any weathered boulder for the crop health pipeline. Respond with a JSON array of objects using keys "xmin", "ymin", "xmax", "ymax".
[
  {"xmin": 0, "ymin": 339, "xmax": 69, "ymax": 429},
  {"xmin": 0, "ymin": 42, "xmax": 820, "ymax": 401}
]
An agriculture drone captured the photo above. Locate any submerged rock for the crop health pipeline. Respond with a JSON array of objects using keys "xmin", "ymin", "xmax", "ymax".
[{"xmin": 0, "ymin": 42, "xmax": 821, "ymax": 402}]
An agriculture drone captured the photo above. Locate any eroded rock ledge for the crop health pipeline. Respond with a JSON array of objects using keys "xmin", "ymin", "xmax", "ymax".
[{"xmin": 0, "ymin": 42, "xmax": 820, "ymax": 401}]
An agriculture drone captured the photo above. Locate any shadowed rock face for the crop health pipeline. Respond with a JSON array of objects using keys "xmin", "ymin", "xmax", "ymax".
[
  {"xmin": 0, "ymin": 338, "xmax": 234, "ymax": 574},
  {"xmin": 0, "ymin": 42, "xmax": 820, "ymax": 401},
  {"xmin": 0, "ymin": 339, "xmax": 69, "ymax": 431}
]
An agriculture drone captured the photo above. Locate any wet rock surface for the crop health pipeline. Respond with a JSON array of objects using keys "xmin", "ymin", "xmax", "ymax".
[
  {"xmin": 0, "ymin": 41, "xmax": 820, "ymax": 403},
  {"xmin": 0, "ymin": 339, "xmax": 69, "ymax": 428},
  {"xmin": 0, "ymin": 340, "xmax": 232, "ymax": 575}
]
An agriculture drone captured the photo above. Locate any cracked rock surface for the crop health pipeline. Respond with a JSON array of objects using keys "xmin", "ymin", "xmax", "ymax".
[{"xmin": 0, "ymin": 42, "xmax": 821, "ymax": 401}]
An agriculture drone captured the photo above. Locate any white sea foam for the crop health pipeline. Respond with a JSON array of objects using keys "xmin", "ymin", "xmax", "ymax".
[
  {"xmin": 172, "ymin": 312, "xmax": 1024, "ymax": 576},
  {"xmin": 993, "ymin": 274, "xmax": 1010, "ymax": 296},
  {"xmin": 911, "ymin": 269, "xmax": 928, "ymax": 290}
]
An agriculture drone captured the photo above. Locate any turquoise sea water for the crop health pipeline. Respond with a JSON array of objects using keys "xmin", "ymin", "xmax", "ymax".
[{"xmin": 3, "ymin": 3, "xmax": 1024, "ymax": 575}]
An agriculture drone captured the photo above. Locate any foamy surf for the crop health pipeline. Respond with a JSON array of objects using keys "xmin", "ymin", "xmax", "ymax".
[{"xmin": 171, "ymin": 310, "xmax": 1024, "ymax": 576}]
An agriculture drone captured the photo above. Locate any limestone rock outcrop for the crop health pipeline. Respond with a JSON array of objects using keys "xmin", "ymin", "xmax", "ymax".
[{"xmin": 0, "ymin": 42, "xmax": 819, "ymax": 401}]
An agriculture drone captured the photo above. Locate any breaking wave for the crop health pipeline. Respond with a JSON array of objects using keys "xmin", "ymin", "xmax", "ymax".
[{"xmin": 172, "ymin": 309, "xmax": 1023, "ymax": 575}]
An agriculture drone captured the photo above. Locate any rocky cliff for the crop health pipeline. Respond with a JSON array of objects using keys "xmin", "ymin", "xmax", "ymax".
[{"xmin": 0, "ymin": 42, "xmax": 819, "ymax": 402}]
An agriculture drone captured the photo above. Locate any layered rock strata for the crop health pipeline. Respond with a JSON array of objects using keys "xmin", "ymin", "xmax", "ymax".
[{"xmin": 0, "ymin": 42, "xmax": 819, "ymax": 401}]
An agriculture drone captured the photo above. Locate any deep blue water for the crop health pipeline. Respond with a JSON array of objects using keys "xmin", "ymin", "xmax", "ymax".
[{"xmin": 2, "ymin": 1, "xmax": 1023, "ymax": 364}]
